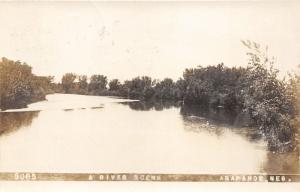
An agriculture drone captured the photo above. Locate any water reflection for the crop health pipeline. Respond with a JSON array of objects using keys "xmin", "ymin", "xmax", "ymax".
[
  {"xmin": 263, "ymin": 151, "xmax": 300, "ymax": 174},
  {"xmin": 180, "ymin": 104, "xmax": 263, "ymax": 142},
  {"xmin": 122, "ymin": 100, "xmax": 299, "ymax": 174},
  {"xmin": 180, "ymin": 104, "xmax": 253, "ymax": 127},
  {"xmin": 120, "ymin": 100, "xmax": 181, "ymax": 111},
  {"xmin": 180, "ymin": 104, "xmax": 299, "ymax": 174},
  {"xmin": 0, "ymin": 111, "xmax": 40, "ymax": 136},
  {"xmin": 90, "ymin": 106, "xmax": 104, "ymax": 110},
  {"xmin": 63, "ymin": 109, "xmax": 74, "ymax": 112},
  {"xmin": 0, "ymin": 94, "xmax": 298, "ymax": 174}
]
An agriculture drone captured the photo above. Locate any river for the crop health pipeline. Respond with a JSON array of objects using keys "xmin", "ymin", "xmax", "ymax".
[{"xmin": 0, "ymin": 94, "xmax": 298, "ymax": 174}]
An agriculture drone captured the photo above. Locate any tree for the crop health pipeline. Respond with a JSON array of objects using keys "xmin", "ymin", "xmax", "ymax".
[
  {"xmin": 30, "ymin": 75, "xmax": 54, "ymax": 100},
  {"xmin": 240, "ymin": 40, "xmax": 295, "ymax": 151},
  {"xmin": 143, "ymin": 86, "xmax": 155, "ymax": 100},
  {"xmin": 174, "ymin": 78, "xmax": 187, "ymax": 100},
  {"xmin": 154, "ymin": 78, "xmax": 176, "ymax": 99},
  {"xmin": 288, "ymin": 72, "xmax": 300, "ymax": 151},
  {"xmin": 109, "ymin": 79, "xmax": 121, "ymax": 91},
  {"xmin": 122, "ymin": 76, "xmax": 154, "ymax": 99},
  {"xmin": 0, "ymin": 57, "xmax": 49, "ymax": 110},
  {"xmin": 61, "ymin": 73, "xmax": 77, "ymax": 93},
  {"xmin": 78, "ymin": 75, "xmax": 88, "ymax": 94},
  {"xmin": 88, "ymin": 74, "xmax": 107, "ymax": 95}
]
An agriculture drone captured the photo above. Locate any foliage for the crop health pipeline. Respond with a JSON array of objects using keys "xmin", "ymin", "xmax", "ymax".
[
  {"xmin": 61, "ymin": 73, "xmax": 77, "ymax": 93},
  {"xmin": 115, "ymin": 76, "xmax": 154, "ymax": 99},
  {"xmin": 77, "ymin": 75, "xmax": 88, "ymax": 94},
  {"xmin": 88, "ymin": 75, "xmax": 108, "ymax": 95},
  {"xmin": 239, "ymin": 40, "xmax": 296, "ymax": 151},
  {"xmin": 0, "ymin": 58, "xmax": 53, "ymax": 110},
  {"xmin": 183, "ymin": 63, "xmax": 246, "ymax": 109},
  {"xmin": 154, "ymin": 78, "xmax": 177, "ymax": 100},
  {"xmin": 108, "ymin": 79, "xmax": 121, "ymax": 92}
]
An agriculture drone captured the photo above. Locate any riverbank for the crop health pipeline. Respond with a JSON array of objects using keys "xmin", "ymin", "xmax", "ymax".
[{"xmin": 0, "ymin": 57, "xmax": 54, "ymax": 111}]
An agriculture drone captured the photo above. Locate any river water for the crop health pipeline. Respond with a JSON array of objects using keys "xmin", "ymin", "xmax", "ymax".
[{"xmin": 0, "ymin": 94, "xmax": 298, "ymax": 174}]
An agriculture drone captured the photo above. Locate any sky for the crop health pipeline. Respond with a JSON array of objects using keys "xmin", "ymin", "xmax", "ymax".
[{"xmin": 0, "ymin": 1, "xmax": 300, "ymax": 82}]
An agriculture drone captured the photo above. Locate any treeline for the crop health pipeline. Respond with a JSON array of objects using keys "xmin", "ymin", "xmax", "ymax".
[
  {"xmin": 55, "ymin": 73, "xmax": 185, "ymax": 100},
  {"xmin": 57, "ymin": 65, "xmax": 246, "ymax": 108},
  {"xmin": 0, "ymin": 57, "xmax": 54, "ymax": 110}
]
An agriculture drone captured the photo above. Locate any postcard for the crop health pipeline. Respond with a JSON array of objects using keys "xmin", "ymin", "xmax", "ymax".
[{"xmin": 0, "ymin": 0, "xmax": 299, "ymax": 186}]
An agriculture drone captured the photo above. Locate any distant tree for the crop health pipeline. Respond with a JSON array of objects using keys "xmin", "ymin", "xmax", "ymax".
[
  {"xmin": 143, "ymin": 86, "xmax": 155, "ymax": 100},
  {"xmin": 109, "ymin": 79, "xmax": 121, "ymax": 91},
  {"xmin": 78, "ymin": 75, "xmax": 88, "ymax": 94},
  {"xmin": 116, "ymin": 80, "xmax": 129, "ymax": 97},
  {"xmin": 88, "ymin": 75, "xmax": 107, "ymax": 95},
  {"xmin": 61, "ymin": 73, "xmax": 77, "ymax": 93},
  {"xmin": 174, "ymin": 78, "xmax": 187, "ymax": 100},
  {"xmin": 123, "ymin": 76, "xmax": 154, "ymax": 99},
  {"xmin": 154, "ymin": 78, "xmax": 176, "ymax": 99},
  {"xmin": 182, "ymin": 63, "xmax": 245, "ymax": 108}
]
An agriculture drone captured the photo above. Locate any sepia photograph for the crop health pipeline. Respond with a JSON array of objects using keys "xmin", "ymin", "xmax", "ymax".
[{"xmin": 0, "ymin": 0, "xmax": 300, "ymax": 188}]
